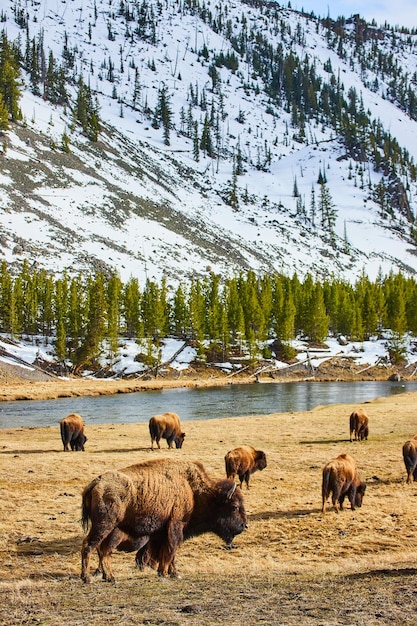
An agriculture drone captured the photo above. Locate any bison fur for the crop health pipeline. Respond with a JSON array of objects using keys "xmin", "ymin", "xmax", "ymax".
[
  {"xmin": 402, "ymin": 436, "xmax": 417, "ymax": 483},
  {"xmin": 81, "ymin": 458, "xmax": 247, "ymax": 583},
  {"xmin": 349, "ymin": 408, "xmax": 369, "ymax": 442},
  {"xmin": 225, "ymin": 445, "xmax": 267, "ymax": 489},
  {"xmin": 60, "ymin": 413, "xmax": 87, "ymax": 452},
  {"xmin": 149, "ymin": 412, "xmax": 185, "ymax": 450},
  {"xmin": 321, "ymin": 453, "xmax": 366, "ymax": 513}
]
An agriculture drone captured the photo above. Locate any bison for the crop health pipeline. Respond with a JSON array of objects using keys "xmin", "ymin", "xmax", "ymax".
[
  {"xmin": 225, "ymin": 445, "xmax": 267, "ymax": 489},
  {"xmin": 321, "ymin": 453, "xmax": 366, "ymax": 513},
  {"xmin": 349, "ymin": 408, "xmax": 369, "ymax": 442},
  {"xmin": 80, "ymin": 458, "xmax": 247, "ymax": 583},
  {"xmin": 402, "ymin": 436, "xmax": 417, "ymax": 483},
  {"xmin": 60, "ymin": 413, "xmax": 87, "ymax": 451},
  {"xmin": 149, "ymin": 412, "xmax": 185, "ymax": 450}
]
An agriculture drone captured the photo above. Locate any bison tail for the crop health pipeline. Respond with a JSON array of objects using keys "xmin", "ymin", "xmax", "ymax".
[
  {"xmin": 81, "ymin": 480, "xmax": 97, "ymax": 532},
  {"xmin": 60, "ymin": 421, "xmax": 67, "ymax": 442},
  {"xmin": 321, "ymin": 468, "xmax": 331, "ymax": 509}
]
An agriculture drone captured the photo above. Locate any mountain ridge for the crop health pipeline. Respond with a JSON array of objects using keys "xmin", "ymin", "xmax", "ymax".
[{"xmin": 2, "ymin": 0, "xmax": 417, "ymax": 283}]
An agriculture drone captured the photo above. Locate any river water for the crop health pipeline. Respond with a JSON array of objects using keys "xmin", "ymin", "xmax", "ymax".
[{"xmin": 1, "ymin": 380, "xmax": 417, "ymax": 429}]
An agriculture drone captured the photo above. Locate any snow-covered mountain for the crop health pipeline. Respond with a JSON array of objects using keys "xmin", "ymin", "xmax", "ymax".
[{"xmin": 2, "ymin": 0, "xmax": 417, "ymax": 284}]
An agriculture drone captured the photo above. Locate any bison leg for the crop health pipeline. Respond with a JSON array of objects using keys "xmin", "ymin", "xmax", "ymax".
[
  {"xmin": 96, "ymin": 529, "xmax": 133, "ymax": 583},
  {"xmin": 135, "ymin": 537, "xmax": 156, "ymax": 571},
  {"xmin": 157, "ymin": 521, "xmax": 184, "ymax": 577},
  {"xmin": 405, "ymin": 457, "xmax": 417, "ymax": 483},
  {"xmin": 338, "ymin": 492, "xmax": 347, "ymax": 510},
  {"xmin": 81, "ymin": 536, "xmax": 95, "ymax": 583},
  {"xmin": 135, "ymin": 532, "xmax": 179, "ymax": 576},
  {"xmin": 96, "ymin": 550, "xmax": 114, "ymax": 583},
  {"xmin": 81, "ymin": 525, "xmax": 118, "ymax": 583},
  {"xmin": 331, "ymin": 487, "xmax": 342, "ymax": 513},
  {"xmin": 347, "ymin": 485, "xmax": 357, "ymax": 510}
]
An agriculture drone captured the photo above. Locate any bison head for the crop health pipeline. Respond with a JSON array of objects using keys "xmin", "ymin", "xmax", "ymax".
[
  {"xmin": 210, "ymin": 480, "xmax": 248, "ymax": 545},
  {"xmin": 255, "ymin": 451, "xmax": 267, "ymax": 471},
  {"xmin": 359, "ymin": 426, "xmax": 369, "ymax": 441},
  {"xmin": 354, "ymin": 482, "xmax": 366, "ymax": 507},
  {"xmin": 72, "ymin": 433, "xmax": 87, "ymax": 451},
  {"xmin": 174, "ymin": 432, "xmax": 186, "ymax": 449}
]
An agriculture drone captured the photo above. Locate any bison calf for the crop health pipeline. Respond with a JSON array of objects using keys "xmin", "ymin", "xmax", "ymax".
[
  {"xmin": 402, "ymin": 436, "xmax": 417, "ymax": 483},
  {"xmin": 149, "ymin": 412, "xmax": 185, "ymax": 450},
  {"xmin": 321, "ymin": 453, "xmax": 366, "ymax": 513},
  {"xmin": 60, "ymin": 413, "xmax": 87, "ymax": 451},
  {"xmin": 225, "ymin": 445, "xmax": 267, "ymax": 489},
  {"xmin": 349, "ymin": 407, "xmax": 369, "ymax": 442}
]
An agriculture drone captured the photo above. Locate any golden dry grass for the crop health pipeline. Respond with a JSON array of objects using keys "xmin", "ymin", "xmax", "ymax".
[{"xmin": 2, "ymin": 390, "xmax": 417, "ymax": 624}]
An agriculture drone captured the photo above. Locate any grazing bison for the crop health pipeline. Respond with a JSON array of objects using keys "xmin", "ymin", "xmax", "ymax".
[
  {"xmin": 402, "ymin": 436, "xmax": 417, "ymax": 483},
  {"xmin": 60, "ymin": 413, "xmax": 87, "ymax": 451},
  {"xmin": 321, "ymin": 453, "xmax": 366, "ymax": 513},
  {"xmin": 80, "ymin": 458, "xmax": 247, "ymax": 583},
  {"xmin": 225, "ymin": 445, "xmax": 267, "ymax": 489},
  {"xmin": 349, "ymin": 408, "xmax": 369, "ymax": 442},
  {"xmin": 149, "ymin": 412, "xmax": 185, "ymax": 450}
]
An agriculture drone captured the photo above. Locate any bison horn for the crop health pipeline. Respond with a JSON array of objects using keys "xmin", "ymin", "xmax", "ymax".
[{"xmin": 226, "ymin": 482, "xmax": 237, "ymax": 499}]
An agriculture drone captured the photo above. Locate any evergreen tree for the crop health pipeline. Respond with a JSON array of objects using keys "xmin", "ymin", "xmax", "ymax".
[
  {"xmin": 172, "ymin": 283, "xmax": 189, "ymax": 336},
  {"xmin": 225, "ymin": 277, "xmax": 245, "ymax": 344},
  {"xmin": 303, "ymin": 282, "xmax": 329, "ymax": 342},
  {"xmin": 0, "ymin": 261, "xmax": 14, "ymax": 333},
  {"xmin": 153, "ymin": 83, "xmax": 172, "ymax": 145},
  {"xmin": 385, "ymin": 273, "xmax": 407, "ymax": 335},
  {"xmin": 319, "ymin": 182, "xmax": 337, "ymax": 235},
  {"xmin": 200, "ymin": 113, "xmax": 214, "ymax": 157},
  {"xmin": 310, "ymin": 185, "xmax": 316, "ymax": 226},
  {"xmin": 141, "ymin": 278, "xmax": 169, "ymax": 339},
  {"xmin": 0, "ymin": 92, "xmax": 9, "ymax": 130},
  {"xmin": 74, "ymin": 274, "xmax": 107, "ymax": 372},
  {"xmin": 192, "ymin": 121, "xmax": 199, "ymax": 161},
  {"xmin": 107, "ymin": 274, "xmax": 122, "ymax": 360},
  {"xmin": 75, "ymin": 75, "xmax": 100, "ymax": 141},
  {"xmin": 123, "ymin": 277, "xmax": 142, "ymax": 338},
  {"xmin": 55, "ymin": 317, "xmax": 67, "ymax": 364},
  {"xmin": 241, "ymin": 271, "xmax": 265, "ymax": 341},
  {"xmin": 0, "ymin": 32, "xmax": 22, "ymax": 121},
  {"xmin": 61, "ymin": 128, "xmax": 70, "ymax": 153},
  {"xmin": 54, "ymin": 272, "xmax": 69, "ymax": 362},
  {"xmin": 188, "ymin": 277, "xmax": 206, "ymax": 343},
  {"xmin": 68, "ymin": 275, "xmax": 84, "ymax": 361}
]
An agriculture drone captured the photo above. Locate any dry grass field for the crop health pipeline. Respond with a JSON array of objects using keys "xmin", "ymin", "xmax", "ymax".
[{"xmin": 2, "ymin": 390, "xmax": 417, "ymax": 625}]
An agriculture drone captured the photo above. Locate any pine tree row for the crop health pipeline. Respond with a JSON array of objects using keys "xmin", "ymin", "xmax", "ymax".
[{"xmin": 0, "ymin": 261, "xmax": 416, "ymax": 371}]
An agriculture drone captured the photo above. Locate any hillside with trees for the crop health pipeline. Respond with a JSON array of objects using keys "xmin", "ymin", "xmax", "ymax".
[{"xmin": 2, "ymin": 2, "xmax": 417, "ymax": 372}]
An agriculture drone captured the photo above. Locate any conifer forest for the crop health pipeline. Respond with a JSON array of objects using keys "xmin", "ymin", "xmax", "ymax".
[{"xmin": 0, "ymin": 261, "xmax": 415, "ymax": 372}]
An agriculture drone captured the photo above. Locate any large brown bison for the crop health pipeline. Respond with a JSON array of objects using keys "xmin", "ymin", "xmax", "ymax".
[
  {"xmin": 321, "ymin": 453, "xmax": 366, "ymax": 513},
  {"xmin": 349, "ymin": 407, "xmax": 369, "ymax": 442},
  {"xmin": 402, "ymin": 436, "xmax": 417, "ymax": 483},
  {"xmin": 148, "ymin": 412, "xmax": 185, "ymax": 450},
  {"xmin": 80, "ymin": 458, "xmax": 247, "ymax": 583},
  {"xmin": 60, "ymin": 413, "xmax": 87, "ymax": 451},
  {"xmin": 225, "ymin": 445, "xmax": 267, "ymax": 489}
]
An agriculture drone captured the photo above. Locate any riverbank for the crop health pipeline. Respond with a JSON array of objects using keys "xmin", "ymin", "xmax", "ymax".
[
  {"xmin": 0, "ymin": 356, "xmax": 413, "ymax": 402},
  {"xmin": 0, "ymin": 358, "xmax": 417, "ymax": 402}
]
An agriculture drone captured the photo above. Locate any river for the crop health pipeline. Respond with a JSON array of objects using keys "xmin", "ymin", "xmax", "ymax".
[{"xmin": 1, "ymin": 380, "xmax": 417, "ymax": 429}]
